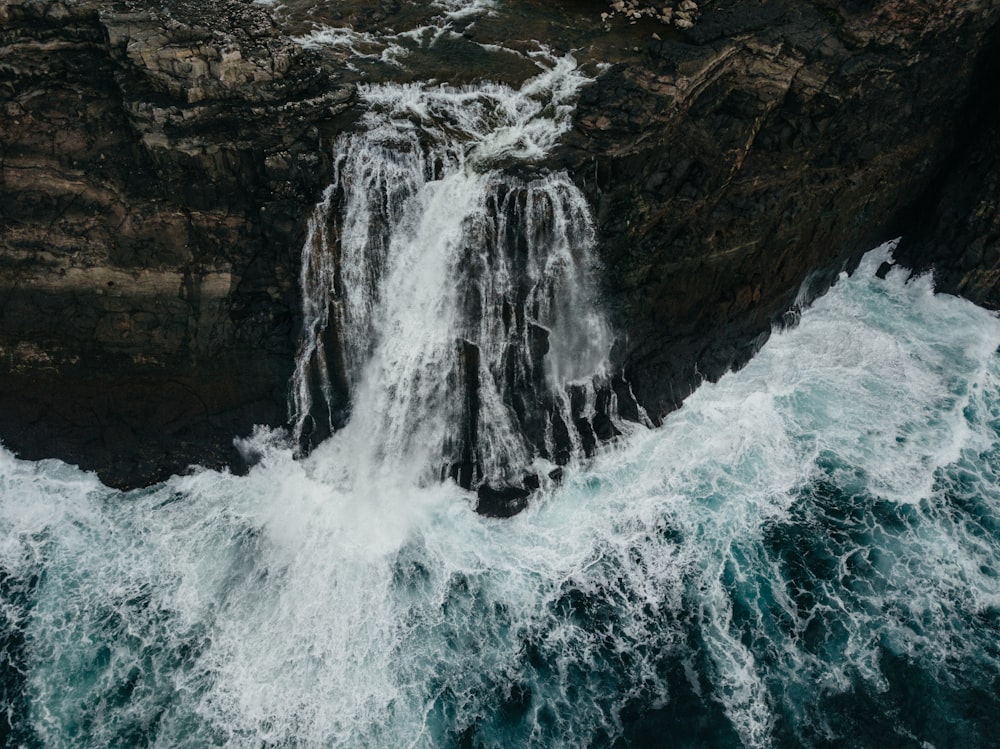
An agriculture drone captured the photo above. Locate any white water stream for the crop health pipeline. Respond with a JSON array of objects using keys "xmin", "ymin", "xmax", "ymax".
[{"xmin": 290, "ymin": 54, "xmax": 612, "ymax": 487}]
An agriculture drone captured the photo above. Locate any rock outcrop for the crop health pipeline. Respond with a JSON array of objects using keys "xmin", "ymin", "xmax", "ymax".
[
  {"xmin": 2, "ymin": 0, "xmax": 999, "ymax": 488},
  {"xmin": 0, "ymin": 0, "xmax": 351, "ymax": 486},
  {"xmin": 559, "ymin": 0, "xmax": 1000, "ymax": 420},
  {"xmin": 894, "ymin": 24, "xmax": 1000, "ymax": 307}
]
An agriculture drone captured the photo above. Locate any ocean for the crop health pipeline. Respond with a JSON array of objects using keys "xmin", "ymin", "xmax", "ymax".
[{"xmin": 2, "ymin": 246, "xmax": 999, "ymax": 748}]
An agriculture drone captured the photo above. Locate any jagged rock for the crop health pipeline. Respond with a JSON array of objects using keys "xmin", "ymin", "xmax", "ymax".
[
  {"xmin": 559, "ymin": 0, "xmax": 1000, "ymax": 424},
  {"xmin": 674, "ymin": 15, "xmax": 694, "ymax": 30},
  {"xmin": 0, "ymin": 0, "xmax": 352, "ymax": 486},
  {"xmin": 894, "ymin": 30, "xmax": 1000, "ymax": 307},
  {"xmin": 475, "ymin": 483, "xmax": 530, "ymax": 518},
  {"xmin": 446, "ymin": 338, "xmax": 481, "ymax": 490}
]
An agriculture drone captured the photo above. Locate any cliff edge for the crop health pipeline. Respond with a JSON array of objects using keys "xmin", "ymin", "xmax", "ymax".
[{"xmin": 1, "ymin": 0, "xmax": 998, "ymax": 486}]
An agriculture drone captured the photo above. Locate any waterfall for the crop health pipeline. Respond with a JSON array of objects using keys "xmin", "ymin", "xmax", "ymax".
[{"xmin": 290, "ymin": 54, "xmax": 615, "ymax": 490}]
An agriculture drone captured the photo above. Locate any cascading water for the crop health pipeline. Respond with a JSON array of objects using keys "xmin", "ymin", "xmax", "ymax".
[{"xmin": 290, "ymin": 54, "xmax": 614, "ymax": 490}]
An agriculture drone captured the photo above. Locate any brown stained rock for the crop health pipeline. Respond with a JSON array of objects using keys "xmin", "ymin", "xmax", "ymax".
[{"xmin": 0, "ymin": 0, "xmax": 352, "ymax": 485}]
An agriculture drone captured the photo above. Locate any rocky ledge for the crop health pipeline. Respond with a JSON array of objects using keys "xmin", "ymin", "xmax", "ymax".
[{"xmin": 1, "ymin": 0, "xmax": 999, "ymax": 489}]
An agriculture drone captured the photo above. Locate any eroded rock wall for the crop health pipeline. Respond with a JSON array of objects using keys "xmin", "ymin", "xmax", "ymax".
[
  {"xmin": 561, "ymin": 0, "xmax": 1000, "ymax": 420},
  {"xmin": 894, "ymin": 18, "xmax": 1000, "ymax": 307},
  {"xmin": 0, "ymin": 0, "xmax": 351, "ymax": 485},
  {"xmin": 2, "ymin": 0, "xmax": 1000, "ymax": 486}
]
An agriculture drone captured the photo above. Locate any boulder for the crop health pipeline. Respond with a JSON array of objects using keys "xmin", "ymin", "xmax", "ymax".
[{"xmin": 476, "ymin": 483, "xmax": 530, "ymax": 519}]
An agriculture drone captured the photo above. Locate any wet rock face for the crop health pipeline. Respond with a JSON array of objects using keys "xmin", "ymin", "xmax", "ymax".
[
  {"xmin": 560, "ymin": 0, "xmax": 1000, "ymax": 422},
  {"xmin": 894, "ymin": 22, "xmax": 1000, "ymax": 308},
  {"xmin": 0, "ymin": 0, "xmax": 352, "ymax": 486},
  {"xmin": 2, "ymin": 0, "xmax": 1000, "ymax": 488},
  {"xmin": 476, "ymin": 483, "xmax": 530, "ymax": 519},
  {"xmin": 902, "ymin": 118, "xmax": 1000, "ymax": 310}
]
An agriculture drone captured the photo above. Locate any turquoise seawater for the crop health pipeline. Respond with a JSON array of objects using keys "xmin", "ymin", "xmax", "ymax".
[{"xmin": 2, "ymin": 245, "xmax": 999, "ymax": 748}]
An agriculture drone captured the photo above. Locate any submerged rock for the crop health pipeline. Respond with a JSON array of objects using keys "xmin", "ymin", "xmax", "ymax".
[{"xmin": 475, "ymin": 483, "xmax": 530, "ymax": 519}]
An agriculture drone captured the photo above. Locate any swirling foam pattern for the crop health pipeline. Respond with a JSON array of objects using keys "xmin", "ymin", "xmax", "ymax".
[{"xmin": 2, "ymin": 244, "xmax": 1000, "ymax": 748}]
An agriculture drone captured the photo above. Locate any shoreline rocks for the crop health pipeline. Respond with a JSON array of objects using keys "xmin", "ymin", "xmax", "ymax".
[
  {"xmin": 561, "ymin": 0, "xmax": 1000, "ymax": 423},
  {"xmin": 0, "ymin": 0, "xmax": 351, "ymax": 486}
]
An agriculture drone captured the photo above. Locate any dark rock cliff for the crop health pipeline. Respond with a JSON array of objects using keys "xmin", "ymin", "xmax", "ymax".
[
  {"xmin": 894, "ymin": 17, "xmax": 1000, "ymax": 307},
  {"xmin": 559, "ymin": 0, "xmax": 1000, "ymax": 420},
  {"xmin": 1, "ymin": 0, "xmax": 999, "ymax": 487},
  {"xmin": 0, "ymin": 0, "xmax": 351, "ymax": 485}
]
